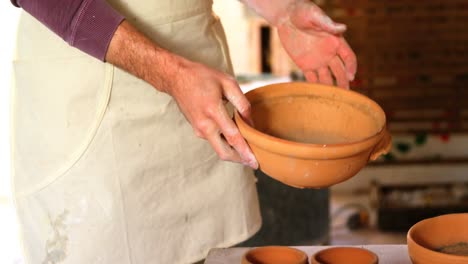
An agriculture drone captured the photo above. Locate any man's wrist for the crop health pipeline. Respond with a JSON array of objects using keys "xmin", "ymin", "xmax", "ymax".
[{"xmin": 240, "ymin": 0, "xmax": 292, "ymax": 26}]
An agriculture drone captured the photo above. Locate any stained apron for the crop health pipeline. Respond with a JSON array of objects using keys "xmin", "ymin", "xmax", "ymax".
[{"xmin": 11, "ymin": 0, "xmax": 261, "ymax": 263}]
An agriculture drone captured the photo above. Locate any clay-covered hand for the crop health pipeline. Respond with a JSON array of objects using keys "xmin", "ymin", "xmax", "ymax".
[
  {"xmin": 242, "ymin": 0, "xmax": 357, "ymax": 89},
  {"xmin": 163, "ymin": 56, "xmax": 259, "ymax": 169}
]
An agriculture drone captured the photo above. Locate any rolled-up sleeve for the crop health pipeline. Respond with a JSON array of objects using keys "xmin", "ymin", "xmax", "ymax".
[{"xmin": 11, "ymin": 0, "xmax": 124, "ymax": 61}]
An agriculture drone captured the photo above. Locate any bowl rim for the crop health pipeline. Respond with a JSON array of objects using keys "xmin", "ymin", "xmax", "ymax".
[
  {"xmin": 407, "ymin": 213, "xmax": 468, "ymax": 261},
  {"xmin": 242, "ymin": 246, "xmax": 308, "ymax": 264},
  {"xmin": 235, "ymin": 82, "xmax": 387, "ymax": 159},
  {"xmin": 311, "ymin": 246, "xmax": 379, "ymax": 263}
]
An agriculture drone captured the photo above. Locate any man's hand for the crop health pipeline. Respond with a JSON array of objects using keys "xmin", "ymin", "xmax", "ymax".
[
  {"xmin": 242, "ymin": 0, "xmax": 357, "ymax": 89},
  {"xmin": 164, "ymin": 57, "xmax": 258, "ymax": 169},
  {"xmin": 277, "ymin": 17, "xmax": 356, "ymax": 88},
  {"xmin": 106, "ymin": 21, "xmax": 258, "ymax": 169}
]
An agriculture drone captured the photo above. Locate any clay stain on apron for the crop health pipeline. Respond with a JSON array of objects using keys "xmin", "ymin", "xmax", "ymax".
[{"xmin": 43, "ymin": 210, "xmax": 69, "ymax": 264}]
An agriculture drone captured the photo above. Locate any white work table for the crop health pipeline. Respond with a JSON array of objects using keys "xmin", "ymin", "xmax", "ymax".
[{"xmin": 205, "ymin": 244, "xmax": 412, "ymax": 264}]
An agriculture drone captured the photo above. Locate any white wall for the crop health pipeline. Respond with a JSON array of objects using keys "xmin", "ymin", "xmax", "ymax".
[
  {"xmin": 213, "ymin": 1, "xmax": 298, "ymax": 77},
  {"xmin": 213, "ymin": 0, "xmax": 256, "ymax": 75}
]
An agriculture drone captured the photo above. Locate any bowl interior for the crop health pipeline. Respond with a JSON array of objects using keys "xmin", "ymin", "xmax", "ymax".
[
  {"xmin": 248, "ymin": 83, "xmax": 385, "ymax": 145},
  {"xmin": 409, "ymin": 214, "xmax": 468, "ymax": 256},
  {"xmin": 312, "ymin": 247, "xmax": 378, "ymax": 264},
  {"xmin": 244, "ymin": 246, "xmax": 307, "ymax": 264}
]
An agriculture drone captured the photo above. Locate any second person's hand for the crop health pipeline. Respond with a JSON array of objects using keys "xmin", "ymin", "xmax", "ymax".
[
  {"xmin": 276, "ymin": 0, "xmax": 357, "ymax": 89},
  {"xmin": 241, "ymin": 0, "xmax": 357, "ymax": 89}
]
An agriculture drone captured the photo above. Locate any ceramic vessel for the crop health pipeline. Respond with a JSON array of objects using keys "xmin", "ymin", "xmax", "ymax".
[
  {"xmin": 234, "ymin": 82, "xmax": 391, "ymax": 188},
  {"xmin": 407, "ymin": 213, "xmax": 468, "ymax": 264},
  {"xmin": 311, "ymin": 247, "xmax": 378, "ymax": 264},
  {"xmin": 241, "ymin": 246, "xmax": 308, "ymax": 264}
]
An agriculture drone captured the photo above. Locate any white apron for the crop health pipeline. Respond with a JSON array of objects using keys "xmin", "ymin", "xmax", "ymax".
[{"xmin": 11, "ymin": 0, "xmax": 261, "ymax": 263}]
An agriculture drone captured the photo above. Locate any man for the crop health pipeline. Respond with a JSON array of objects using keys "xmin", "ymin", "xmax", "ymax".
[{"xmin": 10, "ymin": 0, "xmax": 356, "ymax": 263}]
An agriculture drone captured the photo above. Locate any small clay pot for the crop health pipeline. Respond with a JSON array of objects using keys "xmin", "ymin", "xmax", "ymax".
[
  {"xmin": 407, "ymin": 213, "xmax": 468, "ymax": 264},
  {"xmin": 234, "ymin": 82, "xmax": 391, "ymax": 188},
  {"xmin": 242, "ymin": 246, "xmax": 308, "ymax": 264},
  {"xmin": 311, "ymin": 247, "xmax": 378, "ymax": 264}
]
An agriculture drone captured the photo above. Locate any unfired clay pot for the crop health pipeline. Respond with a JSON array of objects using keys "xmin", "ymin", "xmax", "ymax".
[
  {"xmin": 242, "ymin": 246, "xmax": 308, "ymax": 264},
  {"xmin": 407, "ymin": 213, "xmax": 468, "ymax": 264},
  {"xmin": 311, "ymin": 247, "xmax": 378, "ymax": 264},
  {"xmin": 234, "ymin": 82, "xmax": 391, "ymax": 188}
]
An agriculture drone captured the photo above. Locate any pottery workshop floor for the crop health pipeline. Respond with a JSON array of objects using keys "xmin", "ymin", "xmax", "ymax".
[{"xmin": 329, "ymin": 191, "xmax": 406, "ymax": 245}]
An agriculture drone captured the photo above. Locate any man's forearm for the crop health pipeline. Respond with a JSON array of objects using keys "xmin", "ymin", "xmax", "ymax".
[{"xmin": 105, "ymin": 20, "xmax": 184, "ymax": 93}]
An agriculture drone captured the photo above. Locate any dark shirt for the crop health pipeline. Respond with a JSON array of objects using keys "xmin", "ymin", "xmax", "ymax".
[{"xmin": 11, "ymin": 0, "xmax": 124, "ymax": 61}]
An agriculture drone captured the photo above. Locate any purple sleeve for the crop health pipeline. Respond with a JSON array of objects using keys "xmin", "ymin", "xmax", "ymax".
[{"xmin": 11, "ymin": 0, "xmax": 124, "ymax": 61}]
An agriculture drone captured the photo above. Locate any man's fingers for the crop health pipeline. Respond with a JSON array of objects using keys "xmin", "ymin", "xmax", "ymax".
[
  {"xmin": 206, "ymin": 129, "xmax": 243, "ymax": 165},
  {"xmin": 337, "ymin": 38, "xmax": 357, "ymax": 81},
  {"xmin": 317, "ymin": 67, "xmax": 334, "ymax": 86},
  {"xmin": 291, "ymin": 1, "xmax": 346, "ymax": 34},
  {"xmin": 222, "ymin": 78, "xmax": 254, "ymax": 126},
  {"xmin": 304, "ymin": 70, "xmax": 318, "ymax": 83},
  {"xmin": 310, "ymin": 11, "xmax": 347, "ymax": 34},
  {"xmin": 218, "ymin": 78, "xmax": 258, "ymax": 168},
  {"xmin": 211, "ymin": 101, "xmax": 258, "ymax": 169},
  {"xmin": 329, "ymin": 56, "xmax": 349, "ymax": 89},
  {"xmin": 194, "ymin": 117, "xmax": 245, "ymax": 165}
]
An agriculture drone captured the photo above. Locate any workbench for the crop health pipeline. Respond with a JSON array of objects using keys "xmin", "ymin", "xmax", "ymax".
[{"xmin": 205, "ymin": 244, "xmax": 412, "ymax": 263}]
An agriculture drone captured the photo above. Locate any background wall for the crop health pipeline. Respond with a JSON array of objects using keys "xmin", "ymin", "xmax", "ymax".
[
  {"xmin": 334, "ymin": 134, "xmax": 468, "ymax": 192},
  {"xmin": 213, "ymin": 0, "xmax": 295, "ymax": 76},
  {"xmin": 213, "ymin": 1, "xmax": 253, "ymax": 74}
]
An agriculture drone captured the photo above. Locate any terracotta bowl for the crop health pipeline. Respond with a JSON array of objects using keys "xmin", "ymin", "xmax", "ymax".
[
  {"xmin": 311, "ymin": 247, "xmax": 378, "ymax": 264},
  {"xmin": 407, "ymin": 213, "xmax": 468, "ymax": 264},
  {"xmin": 234, "ymin": 82, "xmax": 391, "ymax": 188},
  {"xmin": 241, "ymin": 246, "xmax": 308, "ymax": 264}
]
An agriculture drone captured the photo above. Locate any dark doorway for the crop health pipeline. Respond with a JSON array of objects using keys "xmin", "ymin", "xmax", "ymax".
[{"xmin": 260, "ymin": 25, "xmax": 272, "ymax": 73}]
